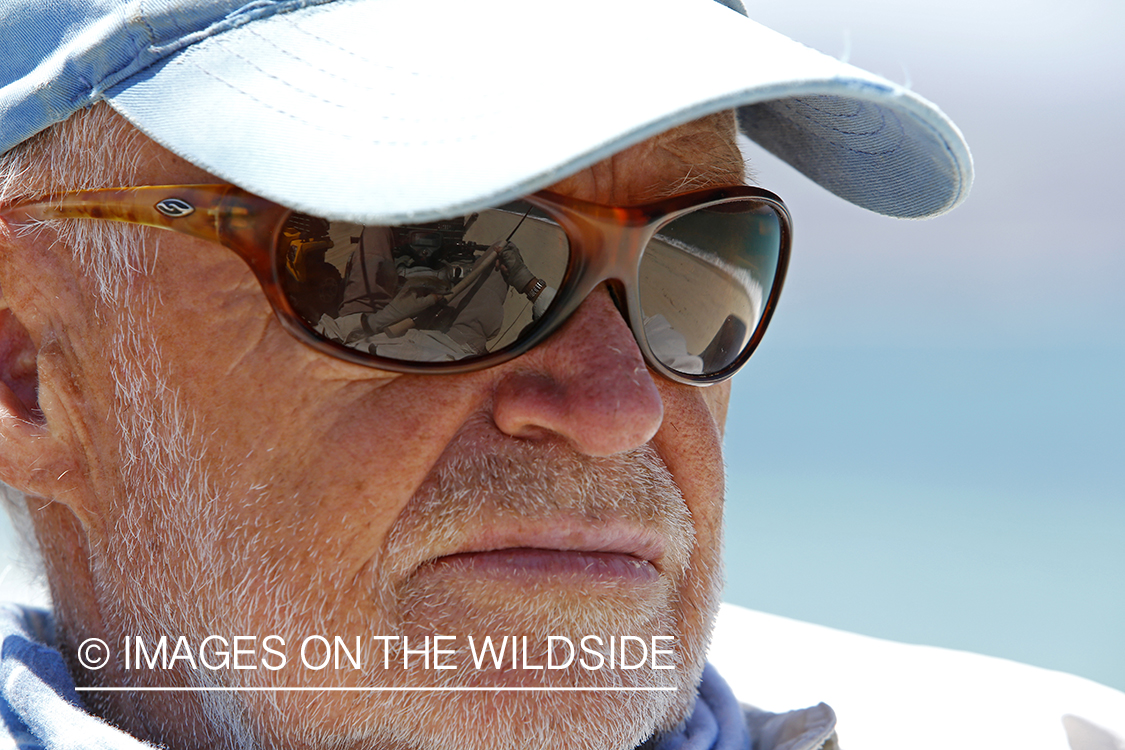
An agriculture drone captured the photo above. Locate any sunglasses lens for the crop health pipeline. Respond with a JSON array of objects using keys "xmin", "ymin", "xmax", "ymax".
[
  {"xmin": 639, "ymin": 200, "xmax": 784, "ymax": 377},
  {"xmin": 276, "ymin": 202, "xmax": 569, "ymax": 364},
  {"xmin": 273, "ymin": 193, "xmax": 785, "ymax": 379}
]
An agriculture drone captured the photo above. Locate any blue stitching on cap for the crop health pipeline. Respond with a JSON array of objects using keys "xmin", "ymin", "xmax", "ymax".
[{"xmin": 180, "ymin": 55, "xmax": 477, "ymax": 147}]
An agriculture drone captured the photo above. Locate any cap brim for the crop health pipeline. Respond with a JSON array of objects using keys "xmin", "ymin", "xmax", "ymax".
[{"xmin": 106, "ymin": 0, "xmax": 972, "ymax": 223}]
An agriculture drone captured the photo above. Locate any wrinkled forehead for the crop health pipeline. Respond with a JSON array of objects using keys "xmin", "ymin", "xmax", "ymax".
[{"xmin": 547, "ymin": 113, "xmax": 746, "ymax": 205}]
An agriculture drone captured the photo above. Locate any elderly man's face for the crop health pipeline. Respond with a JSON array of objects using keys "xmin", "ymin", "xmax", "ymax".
[{"xmin": 0, "ymin": 110, "xmax": 743, "ymax": 750}]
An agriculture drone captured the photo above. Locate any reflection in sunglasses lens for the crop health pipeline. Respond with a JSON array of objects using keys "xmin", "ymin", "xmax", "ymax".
[
  {"xmin": 277, "ymin": 203, "xmax": 568, "ymax": 363},
  {"xmin": 277, "ymin": 197, "xmax": 782, "ymax": 377},
  {"xmin": 640, "ymin": 201, "xmax": 781, "ymax": 376}
]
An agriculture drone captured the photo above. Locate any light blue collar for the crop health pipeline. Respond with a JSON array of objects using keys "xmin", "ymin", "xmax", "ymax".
[{"xmin": 0, "ymin": 605, "xmax": 835, "ymax": 750}]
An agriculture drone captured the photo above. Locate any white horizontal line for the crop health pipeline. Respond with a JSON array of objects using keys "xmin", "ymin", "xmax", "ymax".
[{"xmin": 76, "ymin": 686, "xmax": 677, "ymax": 693}]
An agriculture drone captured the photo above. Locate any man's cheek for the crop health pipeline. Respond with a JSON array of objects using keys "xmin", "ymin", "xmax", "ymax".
[{"xmin": 700, "ymin": 382, "xmax": 732, "ymax": 437}]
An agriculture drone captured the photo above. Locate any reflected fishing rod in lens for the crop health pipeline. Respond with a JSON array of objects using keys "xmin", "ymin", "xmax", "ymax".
[
  {"xmin": 382, "ymin": 206, "xmax": 534, "ymax": 336},
  {"xmin": 443, "ymin": 206, "xmax": 532, "ymax": 298}
]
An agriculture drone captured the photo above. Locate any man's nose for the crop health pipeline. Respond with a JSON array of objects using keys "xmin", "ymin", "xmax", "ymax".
[{"xmin": 491, "ymin": 287, "xmax": 663, "ymax": 456}]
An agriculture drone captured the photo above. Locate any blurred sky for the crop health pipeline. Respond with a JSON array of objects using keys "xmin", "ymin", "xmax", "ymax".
[{"xmin": 723, "ymin": 1, "xmax": 1124, "ymax": 690}]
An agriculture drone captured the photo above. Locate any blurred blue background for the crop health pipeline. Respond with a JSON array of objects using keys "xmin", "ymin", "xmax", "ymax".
[{"xmin": 723, "ymin": 0, "xmax": 1124, "ymax": 691}]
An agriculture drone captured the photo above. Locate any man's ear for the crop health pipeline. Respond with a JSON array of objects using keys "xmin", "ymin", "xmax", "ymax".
[
  {"xmin": 0, "ymin": 300, "xmax": 109, "ymax": 664},
  {"xmin": 0, "ymin": 302, "xmax": 42, "ymax": 416},
  {"xmin": 0, "ymin": 301, "xmax": 65, "ymax": 496}
]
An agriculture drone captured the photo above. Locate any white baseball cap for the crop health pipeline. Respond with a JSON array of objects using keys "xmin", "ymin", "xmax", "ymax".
[{"xmin": 0, "ymin": 0, "xmax": 973, "ymax": 223}]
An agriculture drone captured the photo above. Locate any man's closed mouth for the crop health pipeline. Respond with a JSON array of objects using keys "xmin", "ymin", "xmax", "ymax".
[{"xmin": 417, "ymin": 524, "xmax": 667, "ymax": 583}]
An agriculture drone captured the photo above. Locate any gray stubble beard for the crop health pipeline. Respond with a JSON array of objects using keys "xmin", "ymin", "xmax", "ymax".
[{"xmin": 87, "ymin": 257, "xmax": 723, "ymax": 750}]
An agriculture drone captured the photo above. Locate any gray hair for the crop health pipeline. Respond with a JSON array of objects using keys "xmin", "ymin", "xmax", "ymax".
[
  {"xmin": 0, "ymin": 103, "xmax": 148, "ymax": 593},
  {"xmin": 0, "ymin": 102, "xmax": 152, "ymax": 301}
]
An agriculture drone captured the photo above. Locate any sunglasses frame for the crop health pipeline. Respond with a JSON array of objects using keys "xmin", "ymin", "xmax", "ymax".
[{"xmin": 0, "ymin": 183, "xmax": 791, "ymax": 385}]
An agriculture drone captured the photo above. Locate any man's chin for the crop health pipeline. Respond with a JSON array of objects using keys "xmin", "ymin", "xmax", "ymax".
[
  {"xmin": 252, "ymin": 578, "xmax": 703, "ymax": 750},
  {"xmin": 258, "ymin": 662, "xmax": 699, "ymax": 750},
  {"xmin": 396, "ymin": 556, "xmax": 679, "ymax": 640}
]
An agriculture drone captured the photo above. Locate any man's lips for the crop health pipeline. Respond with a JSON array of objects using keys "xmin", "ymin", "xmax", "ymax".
[
  {"xmin": 423, "ymin": 548, "xmax": 659, "ymax": 583},
  {"xmin": 416, "ymin": 523, "xmax": 666, "ymax": 583}
]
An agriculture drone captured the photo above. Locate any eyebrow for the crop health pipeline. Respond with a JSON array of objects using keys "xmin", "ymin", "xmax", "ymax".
[{"xmin": 642, "ymin": 157, "xmax": 751, "ymax": 201}]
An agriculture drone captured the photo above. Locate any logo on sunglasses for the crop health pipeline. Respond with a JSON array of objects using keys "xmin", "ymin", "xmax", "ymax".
[{"xmin": 155, "ymin": 198, "xmax": 195, "ymax": 218}]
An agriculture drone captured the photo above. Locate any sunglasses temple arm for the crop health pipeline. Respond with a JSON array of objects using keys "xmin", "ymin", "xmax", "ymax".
[{"xmin": 1, "ymin": 186, "xmax": 289, "ymax": 278}]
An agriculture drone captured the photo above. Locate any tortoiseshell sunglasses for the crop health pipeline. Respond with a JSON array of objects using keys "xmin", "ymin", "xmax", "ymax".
[{"xmin": 0, "ymin": 184, "xmax": 790, "ymax": 385}]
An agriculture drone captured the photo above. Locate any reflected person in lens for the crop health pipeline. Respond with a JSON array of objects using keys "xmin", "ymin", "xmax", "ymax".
[{"xmin": 283, "ymin": 210, "xmax": 556, "ymax": 362}]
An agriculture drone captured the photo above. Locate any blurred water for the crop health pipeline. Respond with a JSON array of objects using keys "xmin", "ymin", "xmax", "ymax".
[
  {"xmin": 720, "ymin": 0, "xmax": 1125, "ymax": 692},
  {"xmin": 722, "ymin": 346, "xmax": 1125, "ymax": 691}
]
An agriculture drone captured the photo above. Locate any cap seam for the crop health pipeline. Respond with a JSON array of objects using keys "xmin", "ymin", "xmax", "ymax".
[
  {"xmin": 209, "ymin": 35, "xmax": 356, "ymax": 116},
  {"xmin": 745, "ymin": 78, "xmax": 971, "ymax": 215},
  {"xmin": 845, "ymin": 78, "xmax": 971, "ymax": 211},
  {"xmin": 876, "ymin": 85, "xmax": 970, "ymax": 215},
  {"xmin": 178, "ymin": 55, "xmax": 478, "ymax": 146},
  {"xmin": 239, "ymin": 24, "xmax": 400, "ymax": 89},
  {"xmin": 90, "ymin": 0, "xmax": 340, "ymax": 103},
  {"xmin": 137, "ymin": 0, "xmax": 160, "ymax": 46},
  {"xmin": 226, "ymin": 24, "xmax": 460, "ymax": 112},
  {"xmin": 780, "ymin": 98, "xmax": 902, "ymax": 157},
  {"xmin": 271, "ymin": 8, "xmax": 422, "ymax": 77}
]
